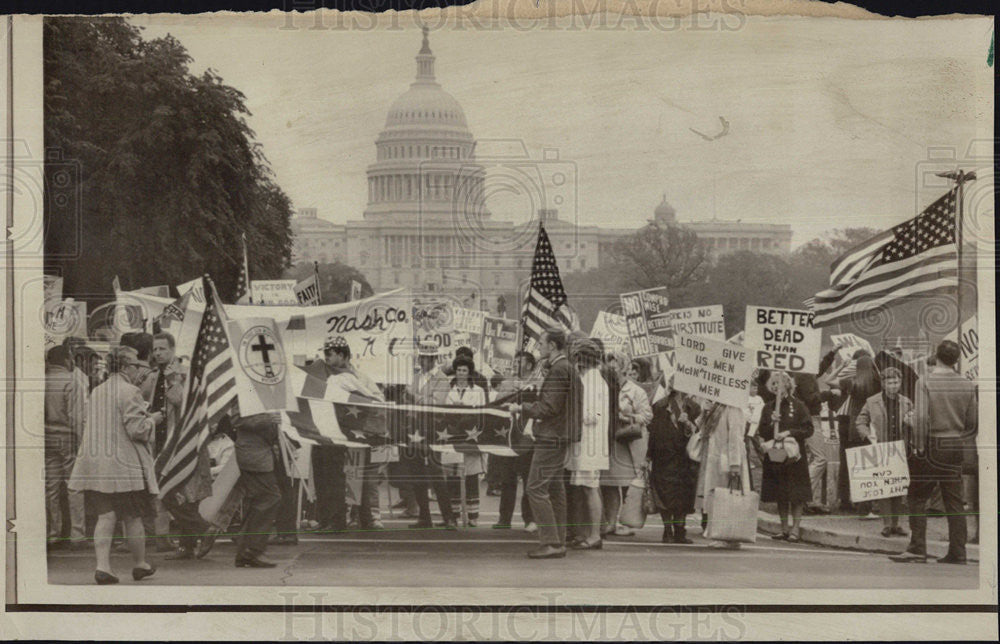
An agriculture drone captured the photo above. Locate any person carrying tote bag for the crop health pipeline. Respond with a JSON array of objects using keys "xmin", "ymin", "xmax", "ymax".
[{"xmin": 695, "ymin": 401, "xmax": 753, "ymax": 549}]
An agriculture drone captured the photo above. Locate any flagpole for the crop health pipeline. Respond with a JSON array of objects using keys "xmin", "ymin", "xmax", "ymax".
[
  {"xmin": 241, "ymin": 232, "xmax": 252, "ymax": 304},
  {"xmin": 313, "ymin": 261, "xmax": 322, "ymax": 305},
  {"xmin": 936, "ymin": 169, "xmax": 976, "ymax": 373}
]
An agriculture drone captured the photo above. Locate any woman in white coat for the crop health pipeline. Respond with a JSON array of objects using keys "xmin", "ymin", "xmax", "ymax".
[
  {"xmin": 445, "ymin": 355, "xmax": 487, "ymax": 526},
  {"xmin": 566, "ymin": 339, "xmax": 610, "ymax": 550},
  {"xmin": 694, "ymin": 401, "xmax": 752, "ymax": 549}
]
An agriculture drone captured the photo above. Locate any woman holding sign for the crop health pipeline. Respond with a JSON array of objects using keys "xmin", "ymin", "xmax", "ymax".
[
  {"xmin": 757, "ymin": 371, "xmax": 813, "ymax": 542},
  {"xmin": 855, "ymin": 367, "xmax": 912, "ymax": 538}
]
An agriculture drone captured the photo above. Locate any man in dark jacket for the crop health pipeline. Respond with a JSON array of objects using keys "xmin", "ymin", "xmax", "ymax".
[
  {"xmin": 302, "ymin": 340, "xmax": 348, "ymax": 533},
  {"xmin": 507, "ymin": 328, "xmax": 582, "ymax": 559},
  {"xmin": 233, "ymin": 412, "xmax": 282, "ymax": 568}
]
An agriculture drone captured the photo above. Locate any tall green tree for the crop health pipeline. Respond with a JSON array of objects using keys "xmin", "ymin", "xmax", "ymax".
[{"xmin": 44, "ymin": 17, "xmax": 293, "ymax": 301}]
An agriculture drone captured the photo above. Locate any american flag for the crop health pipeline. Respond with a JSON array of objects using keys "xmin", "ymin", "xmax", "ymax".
[
  {"xmin": 235, "ymin": 232, "xmax": 251, "ymax": 304},
  {"xmin": 156, "ymin": 277, "xmax": 239, "ymax": 500},
  {"xmin": 811, "ymin": 189, "xmax": 958, "ymax": 328},
  {"xmin": 520, "ymin": 223, "xmax": 578, "ymax": 350}
]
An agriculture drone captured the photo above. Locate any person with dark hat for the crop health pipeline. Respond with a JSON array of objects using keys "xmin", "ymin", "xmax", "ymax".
[{"xmin": 303, "ymin": 337, "xmax": 350, "ymax": 534}]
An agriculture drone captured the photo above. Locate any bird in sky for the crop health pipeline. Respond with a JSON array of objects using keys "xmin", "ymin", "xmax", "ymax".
[{"xmin": 689, "ymin": 116, "xmax": 730, "ymax": 141}]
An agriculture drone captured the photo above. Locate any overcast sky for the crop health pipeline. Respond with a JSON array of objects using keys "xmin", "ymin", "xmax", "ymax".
[{"xmin": 135, "ymin": 12, "xmax": 994, "ymax": 248}]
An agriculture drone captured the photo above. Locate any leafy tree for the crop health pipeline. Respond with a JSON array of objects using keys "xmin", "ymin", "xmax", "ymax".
[
  {"xmin": 794, "ymin": 227, "xmax": 882, "ymax": 268},
  {"xmin": 607, "ymin": 222, "xmax": 709, "ymax": 292},
  {"xmin": 284, "ymin": 261, "xmax": 373, "ymax": 305},
  {"xmin": 701, "ymin": 251, "xmax": 799, "ymax": 337},
  {"xmin": 44, "ymin": 17, "xmax": 293, "ymax": 302}
]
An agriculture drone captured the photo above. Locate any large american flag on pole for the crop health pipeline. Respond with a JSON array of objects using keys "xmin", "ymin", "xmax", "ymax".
[
  {"xmin": 520, "ymin": 223, "xmax": 578, "ymax": 350},
  {"xmin": 156, "ymin": 276, "xmax": 239, "ymax": 499},
  {"xmin": 811, "ymin": 189, "xmax": 958, "ymax": 328}
]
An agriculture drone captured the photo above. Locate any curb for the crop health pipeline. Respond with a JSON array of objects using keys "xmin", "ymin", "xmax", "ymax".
[{"xmin": 757, "ymin": 514, "xmax": 980, "ymax": 562}]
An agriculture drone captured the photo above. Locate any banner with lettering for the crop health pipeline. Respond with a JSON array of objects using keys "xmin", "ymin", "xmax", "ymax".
[
  {"xmin": 590, "ymin": 310, "xmax": 630, "ymax": 356},
  {"xmin": 44, "ymin": 299, "xmax": 88, "ymax": 349},
  {"xmin": 251, "ymin": 280, "xmax": 299, "ymax": 305},
  {"xmin": 452, "ymin": 307, "xmax": 486, "ymax": 357},
  {"xmin": 120, "ymin": 288, "xmax": 415, "ymax": 384},
  {"xmin": 483, "ymin": 316, "xmax": 519, "ymax": 376},
  {"xmin": 293, "ymin": 274, "xmax": 321, "ymax": 306},
  {"xmin": 745, "ymin": 305, "xmax": 822, "ymax": 374},
  {"xmin": 665, "ymin": 305, "xmax": 726, "ymax": 341},
  {"xmin": 177, "ymin": 277, "xmax": 208, "ymax": 310},
  {"xmin": 619, "ymin": 287, "xmax": 671, "ymax": 357},
  {"xmin": 673, "ymin": 333, "xmax": 753, "ymax": 408},
  {"xmin": 845, "ymin": 440, "xmax": 909, "ymax": 503},
  {"xmin": 412, "ymin": 295, "xmax": 461, "ymax": 362},
  {"xmin": 830, "ymin": 333, "xmax": 875, "ymax": 362}
]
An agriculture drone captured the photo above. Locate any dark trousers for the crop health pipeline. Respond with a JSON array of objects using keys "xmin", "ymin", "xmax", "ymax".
[
  {"xmin": 660, "ymin": 511, "xmax": 688, "ymax": 541},
  {"xmin": 565, "ymin": 472, "xmax": 585, "ymax": 543},
  {"xmin": 906, "ymin": 440, "xmax": 968, "ymax": 559},
  {"xmin": 312, "ymin": 445, "xmax": 347, "ymax": 529},
  {"xmin": 446, "ymin": 474, "xmax": 480, "ymax": 520},
  {"xmin": 496, "ymin": 452, "xmax": 534, "ymax": 526},
  {"xmin": 162, "ymin": 496, "xmax": 211, "ymax": 551},
  {"xmin": 402, "ymin": 451, "xmax": 455, "ymax": 523},
  {"xmin": 235, "ymin": 470, "xmax": 281, "ymax": 560},
  {"xmin": 274, "ymin": 455, "xmax": 298, "ymax": 534},
  {"xmin": 526, "ymin": 441, "xmax": 568, "ymax": 547}
]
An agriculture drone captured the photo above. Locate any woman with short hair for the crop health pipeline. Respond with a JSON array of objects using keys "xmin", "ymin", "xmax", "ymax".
[
  {"xmin": 69, "ymin": 346, "xmax": 161, "ymax": 584},
  {"xmin": 445, "ymin": 355, "xmax": 487, "ymax": 526},
  {"xmin": 758, "ymin": 370, "xmax": 814, "ymax": 542}
]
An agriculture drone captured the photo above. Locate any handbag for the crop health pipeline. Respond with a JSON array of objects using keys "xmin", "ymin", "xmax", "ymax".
[
  {"xmin": 619, "ymin": 465, "xmax": 651, "ymax": 529},
  {"xmin": 615, "ymin": 422, "xmax": 643, "ymax": 443},
  {"xmin": 764, "ymin": 436, "xmax": 800, "ymax": 464},
  {"xmin": 705, "ymin": 476, "xmax": 759, "ymax": 544}
]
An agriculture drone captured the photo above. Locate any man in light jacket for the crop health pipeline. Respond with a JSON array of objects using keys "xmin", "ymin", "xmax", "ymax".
[{"xmin": 890, "ymin": 341, "xmax": 977, "ymax": 564}]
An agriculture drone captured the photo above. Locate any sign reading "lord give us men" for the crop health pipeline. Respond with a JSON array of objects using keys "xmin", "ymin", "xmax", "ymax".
[{"xmin": 744, "ymin": 305, "xmax": 822, "ymax": 374}]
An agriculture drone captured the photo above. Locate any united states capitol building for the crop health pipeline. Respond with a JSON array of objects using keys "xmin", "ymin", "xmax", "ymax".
[{"xmin": 292, "ymin": 29, "xmax": 793, "ymax": 300}]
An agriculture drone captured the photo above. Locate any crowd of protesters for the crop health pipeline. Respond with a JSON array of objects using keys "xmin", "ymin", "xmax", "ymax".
[{"xmin": 45, "ymin": 325, "xmax": 979, "ymax": 581}]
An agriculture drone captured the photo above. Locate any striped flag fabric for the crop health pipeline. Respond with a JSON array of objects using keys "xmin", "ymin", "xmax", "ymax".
[
  {"xmin": 520, "ymin": 223, "xmax": 578, "ymax": 350},
  {"xmin": 156, "ymin": 277, "xmax": 239, "ymax": 500},
  {"xmin": 235, "ymin": 233, "xmax": 251, "ymax": 305},
  {"xmin": 811, "ymin": 189, "xmax": 958, "ymax": 327}
]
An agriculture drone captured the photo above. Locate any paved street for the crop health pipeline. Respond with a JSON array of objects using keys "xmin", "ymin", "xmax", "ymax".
[{"xmin": 47, "ymin": 492, "xmax": 978, "ymax": 589}]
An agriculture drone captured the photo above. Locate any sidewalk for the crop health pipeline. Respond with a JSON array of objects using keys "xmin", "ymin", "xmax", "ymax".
[{"xmin": 757, "ymin": 510, "xmax": 980, "ymax": 561}]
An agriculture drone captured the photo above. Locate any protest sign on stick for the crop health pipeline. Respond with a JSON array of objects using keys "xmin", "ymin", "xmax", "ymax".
[
  {"xmin": 673, "ymin": 333, "xmax": 753, "ymax": 408},
  {"xmin": 590, "ymin": 310, "xmax": 630, "ymax": 356},
  {"xmin": 251, "ymin": 280, "xmax": 299, "ymax": 305},
  {"xmin": 227, "ymin": 317, "xmax": 297, "ymax": 414},
  {"xmin": 745, "ymin": 305, "xmax": 822, "ymax": 374},
  {"xmin": 620, "ymin": 287, "xmax": 671, "ymax": 357},
  {"xmin": 945, "ymin": 315, "xmax": 978, "ymax": 381},
  {"xmin": 845, "ymin": 440, "xmax": 910, "ymax": 503},
  {"xmin": 665, "ymin": 305, "xmax": 726, "ymax": 341},
  {"xmin": 830, "ymin": 333, "xmax": 874, "ymax": 361},
  {"xmin": 483, "ymin": 315, "xmax": 518, "ymax": 376}
]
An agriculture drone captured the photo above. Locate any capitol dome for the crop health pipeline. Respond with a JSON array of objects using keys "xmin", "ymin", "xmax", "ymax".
[
  {"xmin": 364, "ymin": 27, "xmax": 485, "ymax": 223},
  {"xmin": 654, "ymin": 194, "xmax": 676, "ymax": 224},
  {"xmin": 380, "ymin": 28, "xmax": 471, "ymax": 134},
  {"xmin": 385, "ymin": 86, "xmax": 468, "ymax": 129}
]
